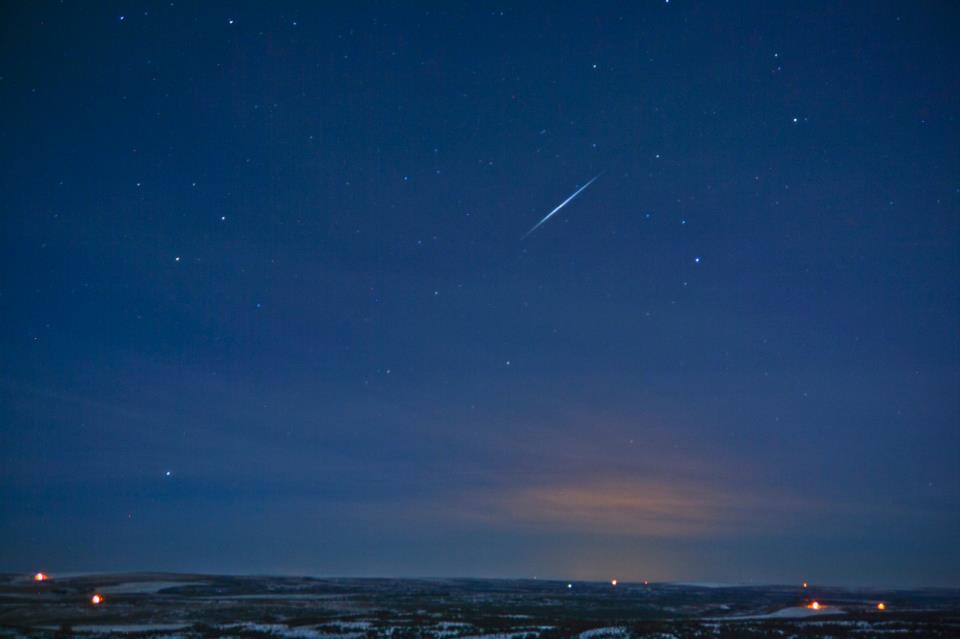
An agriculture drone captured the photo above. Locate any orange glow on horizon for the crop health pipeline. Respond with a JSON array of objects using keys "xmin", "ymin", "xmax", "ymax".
[
  {"xmin": 34, "ymin": 572, "xmax": 48, "ymax": 582},
  {"xmin": 877, "ymin": 602, "xmax": 886, "ymax": 610},
  {"xmin": 809, "ymin": 601, "xmax": 821, "ymax": 610},
  {"xmin": 802, "ymin": 581, "xmax": 808, "ymax": 589},
  {"xmin": 610, "ymin": 579, "xmax": 618, "ymax": 586},
  {"xmin": 91, "ymin": 594, "xmax": 103, "ymax": 605}
]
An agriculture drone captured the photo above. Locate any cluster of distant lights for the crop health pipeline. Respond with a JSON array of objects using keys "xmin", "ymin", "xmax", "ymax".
[
  {"xmin": 802, "ymin": 581, "xmax": 887, "ymax": 611},
  {"xmin": 576, "ymin": 578, "xmax": 889, "ymax": 612},
  {"xmin": 562, "ymin": 579, "xmax": 653, "ymax": 590},
  {"xmin": 30, "ymin": 572, "xmax": 888, "ymax": 612},
  {"xmin": 34, "ymin": 573, "xmax": 103, "ymax": 605}
]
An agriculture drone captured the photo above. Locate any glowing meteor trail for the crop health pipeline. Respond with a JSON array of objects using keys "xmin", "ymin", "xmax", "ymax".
[{"xmin": 523, "ymin": 173, "xmax": 602, "ymax": 238}]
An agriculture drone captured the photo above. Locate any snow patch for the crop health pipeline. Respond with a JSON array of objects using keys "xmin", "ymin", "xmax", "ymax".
[
  {"xmin": 218, "ymin": 623, "xmax": 364, "ymax": 638},
  {"xmin": 578, "ymin": 627, "xmax": 628, "ymax": 639},
  {"xmin": 71, "ymin": 624, "xmax": 190, "ymax": 633}
]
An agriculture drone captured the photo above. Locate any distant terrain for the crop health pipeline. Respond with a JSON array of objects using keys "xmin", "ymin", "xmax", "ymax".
[{"xmin": 1, "ymin": 573, "xmax": 958, "ymax": 638}]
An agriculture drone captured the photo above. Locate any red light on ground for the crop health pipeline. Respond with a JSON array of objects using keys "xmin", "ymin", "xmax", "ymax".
[
  {"xmin": 809, "ymin": 601, "xmax": 821, "ymax": 610},
  {"xmin": 91, "ymin": 594, "xmax": 103, "ymax": 605},
  {"xmin": 34, "ymin": 572, "xmax": 48, "ymax": 582},
  {"xmin": 877, "ymin": 602, "xmax": 886, "ymax": 611},
  {"xmin": 610, "ymin": 579, "xmax": 618, "ymax": 586}
]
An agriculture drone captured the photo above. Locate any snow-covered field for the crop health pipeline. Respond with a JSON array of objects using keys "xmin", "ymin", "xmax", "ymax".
[
  {"xmin": 714, "ymin": 605, "xmax": 847, "ymax": 620},
  {"xmin": 99, "ymin": 581, "xmax": 208, "ymax": 595}
]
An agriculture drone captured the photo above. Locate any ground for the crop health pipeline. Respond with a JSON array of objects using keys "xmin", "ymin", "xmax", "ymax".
[{"xmin": 1, "ymin": 573, "xmax": 958, "ymax": 638}]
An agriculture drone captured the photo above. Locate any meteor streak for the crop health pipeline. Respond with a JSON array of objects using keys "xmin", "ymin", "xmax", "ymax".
[{"xmin": 523, "ymin": 173, "xmax": 602, "ymax": 238}]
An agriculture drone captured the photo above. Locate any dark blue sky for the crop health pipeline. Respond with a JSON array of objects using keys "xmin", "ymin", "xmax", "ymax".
[{"xmin": 1, "ymin": 1, "xmax": 958, "ymax": 587}]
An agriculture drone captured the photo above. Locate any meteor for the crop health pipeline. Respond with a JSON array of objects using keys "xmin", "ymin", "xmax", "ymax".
[{"xmin": 523, "ymin": 173, "xmax": 602, "ymax": 238}]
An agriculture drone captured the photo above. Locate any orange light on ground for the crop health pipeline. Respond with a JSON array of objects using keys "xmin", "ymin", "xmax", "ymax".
[
  {"xmin": 877, "ymin": 602, "xmax": 886, "ymax": 611},
  {"xmin": 809, "ymin": 601, "xmax": 821, "ymax": 610},
  {"xmin": 34, "ymin": 572, "xmax": 48, "ymax": 582},
  {"xmin": 610, "ymin": 579, "xmax": 618, "ymax": 586},
  {"xmin": 91, "ymin": 594, "xmax": 103, "ymax": 605},
  {"xmin": 802, "ymin": 581, "xmax": 808, "ymax": 588}
]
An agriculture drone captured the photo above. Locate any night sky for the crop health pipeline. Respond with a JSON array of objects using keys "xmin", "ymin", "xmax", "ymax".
[{"xmin": 1, "ymin": 2, "xmax": 958, "ymax": 588}]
